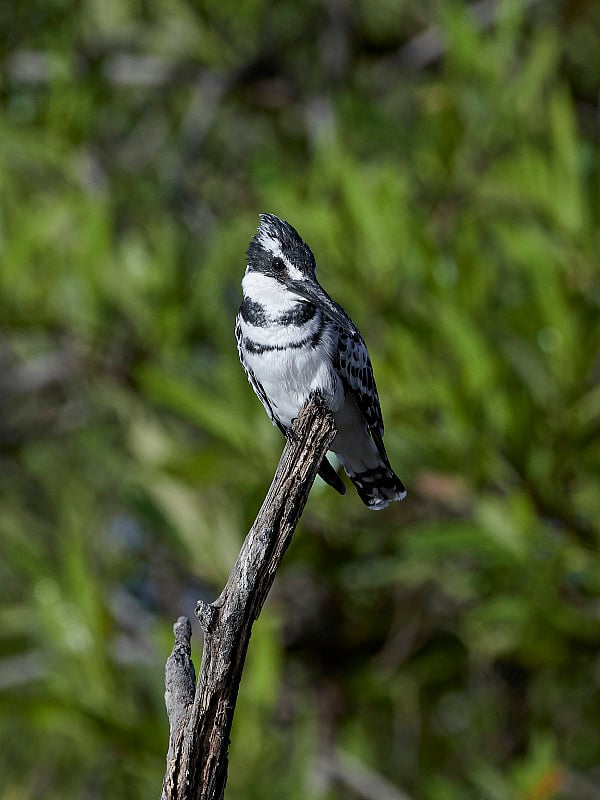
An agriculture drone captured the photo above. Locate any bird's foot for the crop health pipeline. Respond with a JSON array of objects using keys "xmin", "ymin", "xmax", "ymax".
[{"xmin": 286, "ymin": 425, "xmax": 299, "ymax": 444}]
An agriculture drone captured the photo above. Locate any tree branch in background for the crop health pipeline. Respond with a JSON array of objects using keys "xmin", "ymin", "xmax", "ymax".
[{"xmin": 161, "ymin": 393, "xmax": 337, "ymax": 800}]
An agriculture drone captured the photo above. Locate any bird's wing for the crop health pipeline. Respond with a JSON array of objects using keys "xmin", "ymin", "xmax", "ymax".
[{"xmin": 333, "ymin": 326, "xmax": 388, "ymax": 458}]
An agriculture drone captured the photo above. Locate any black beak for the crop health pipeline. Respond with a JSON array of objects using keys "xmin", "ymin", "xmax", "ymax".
[{"xmin": 288, "ymin": 279, "xmax": 352, "ymax": 332}]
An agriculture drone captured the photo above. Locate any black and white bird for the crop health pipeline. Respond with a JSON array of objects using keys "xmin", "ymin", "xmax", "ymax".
[{"xmin": 235, "ymin": 213, "xmax": 406, "ymax": 510}]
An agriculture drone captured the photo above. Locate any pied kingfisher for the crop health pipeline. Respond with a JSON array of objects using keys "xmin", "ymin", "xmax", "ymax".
[{"xmin": 235, "ymin": 213, "xmax": 406, "ymax": 510}]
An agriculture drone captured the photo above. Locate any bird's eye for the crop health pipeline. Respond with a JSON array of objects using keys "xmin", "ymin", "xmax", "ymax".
[{"xmin": 271, "ymin": 257, "xmax": 286, "ymax": 273}]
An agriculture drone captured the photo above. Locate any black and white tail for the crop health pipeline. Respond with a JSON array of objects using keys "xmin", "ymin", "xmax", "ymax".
[
  {"xmin": 333, "ymin": 429, "xmax": 407, "ymax": 511},
  {"xmin": 348, "ymin": 464, "xmax": 406, "ymax": 511}
]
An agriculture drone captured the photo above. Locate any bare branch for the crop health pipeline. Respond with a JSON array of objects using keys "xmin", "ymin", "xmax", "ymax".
[{"xmin": 161, "ymin": 393, "xmax": 336, "ymax": 800}]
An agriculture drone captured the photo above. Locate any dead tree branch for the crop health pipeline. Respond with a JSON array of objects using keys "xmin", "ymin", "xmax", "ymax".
[{"xmin": 161, "ymin": 393, "xmax": 337, "ymax": 800}]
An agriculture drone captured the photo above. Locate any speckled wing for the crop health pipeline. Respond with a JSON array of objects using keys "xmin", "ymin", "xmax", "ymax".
[{"xmin": 334, "ymin": 326, "xmax": 388, "ymax": 457}]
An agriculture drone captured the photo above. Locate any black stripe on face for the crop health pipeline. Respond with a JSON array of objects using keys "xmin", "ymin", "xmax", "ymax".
[
  {"xmin": 275, "ymin": 302, "xmax": 317, "ymax": 326},
  {"xmin": 240, "ymin": 297, "xmax": 268, "ymax": 327},
  {"xmin": 243, "ymin": 327, "xmax": 323, "ymax": 354}
]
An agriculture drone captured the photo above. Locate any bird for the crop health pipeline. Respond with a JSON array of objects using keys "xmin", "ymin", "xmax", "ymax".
[{"xmin": 235, "ymin": 213, "xmax": 407, "ymax": 510}]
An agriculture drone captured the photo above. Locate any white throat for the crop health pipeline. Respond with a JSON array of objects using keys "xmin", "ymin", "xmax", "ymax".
[{"xmin": 242, "ymin": 271, "xmax": 300, "ymax": 311}]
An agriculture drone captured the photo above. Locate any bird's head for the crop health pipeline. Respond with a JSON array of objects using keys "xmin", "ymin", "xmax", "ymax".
[
  {"xmin": 244, "ymin": 213, "xmax": 351, "ymax": 330},
  {"xmin": 246, "ymin": 213, "xmax": 317, "ymax": 283}
]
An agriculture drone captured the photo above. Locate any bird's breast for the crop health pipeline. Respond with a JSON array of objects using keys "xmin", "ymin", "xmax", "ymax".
[{"xmin": 237, "ymin": 288, "xmax": 343, "ymax": 427}]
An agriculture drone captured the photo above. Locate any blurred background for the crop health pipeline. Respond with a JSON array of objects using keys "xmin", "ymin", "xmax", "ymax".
[{"xmin": 1, "ymin": 0, "xmax": 600, "ymax": 798}]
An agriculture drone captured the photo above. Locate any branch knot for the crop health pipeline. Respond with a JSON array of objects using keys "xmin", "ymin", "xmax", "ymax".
[{"xmin": 195, "ymin": 600, "xmax": 217, "ymax": 635}]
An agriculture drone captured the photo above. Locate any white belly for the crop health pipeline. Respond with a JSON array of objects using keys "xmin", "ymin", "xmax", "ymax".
[
  {"xmin": 238, "ymin": 272, "xmax": 344, "ymax": 429},
  {"xmin": 245, "ymin": 335, "xmax": 344, "ymax": 429}
]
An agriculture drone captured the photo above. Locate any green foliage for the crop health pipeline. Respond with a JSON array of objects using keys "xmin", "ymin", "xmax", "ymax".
[{"xmin": 1, "ymin": 1, "xmax": 599, "ymax": 798}]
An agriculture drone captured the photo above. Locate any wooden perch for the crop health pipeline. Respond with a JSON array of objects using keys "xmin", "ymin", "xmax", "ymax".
[{"xmin": 161, "ymin": 393, "xmax": 337, "ymax": 800}]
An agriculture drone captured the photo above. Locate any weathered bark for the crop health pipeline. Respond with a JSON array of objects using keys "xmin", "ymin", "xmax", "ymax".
[{"xmin": 161, "ymin": 394, "xmax": 336, "ymax": 800}]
